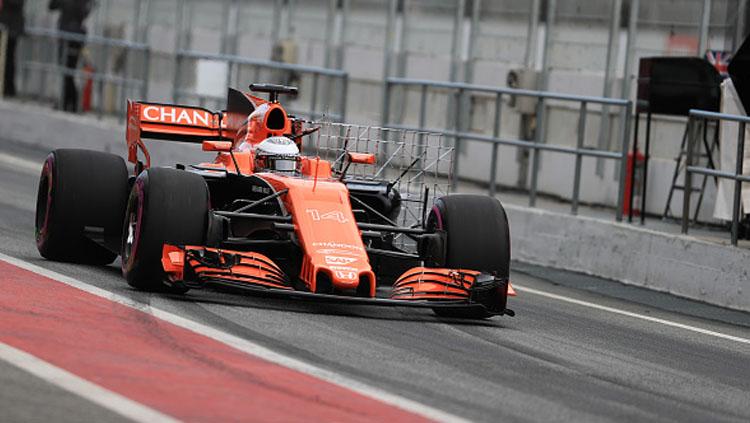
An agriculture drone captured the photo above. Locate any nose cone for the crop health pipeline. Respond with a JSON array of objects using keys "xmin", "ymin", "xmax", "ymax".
[
  {"xmin": 314, "ymin": 268, "xmax": 374, "ymax": 297},
  {"xmin": 327, "ymin": 267, "xmax": 360, "ymax": 290},
  {"xmin": 331, "ymin": 277, "xmax": 360, "ymax": 291}
]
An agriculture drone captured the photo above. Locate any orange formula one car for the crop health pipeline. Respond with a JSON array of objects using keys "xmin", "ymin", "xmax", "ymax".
[{"xmin": 35, "ymin": 84, "xmax": 514, "ymax": 319}]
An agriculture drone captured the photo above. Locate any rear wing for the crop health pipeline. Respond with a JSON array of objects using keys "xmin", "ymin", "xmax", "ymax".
[{"xmin": 126, "ymin": 100, "xmax": 232, "ymax": 167}]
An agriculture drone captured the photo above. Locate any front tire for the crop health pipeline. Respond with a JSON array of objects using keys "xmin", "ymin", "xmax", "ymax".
[
  {"xmin": 121, "ymin": 168, "xmax": 209, "ymax": 292},
  {"xmin": 426, "ymin": 194, "xmax": 511, "ymax": 319},
  {"xmin": 35, "ymin": 149, "xmax": 128, "ymax": 264}
]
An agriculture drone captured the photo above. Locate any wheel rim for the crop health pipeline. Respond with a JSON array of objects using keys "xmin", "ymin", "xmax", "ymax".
[
  {"xmin": 122, "ymin": 182, "xmax": 144, "ymax": 271},
  {"xmin": 123, "ymin": 207, "xmax": 137, "ymax": 261}
]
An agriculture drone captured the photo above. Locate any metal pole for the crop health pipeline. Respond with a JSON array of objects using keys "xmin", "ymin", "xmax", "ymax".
[
  {"xmin": 339, "ymin": 74, "xmax": 348, "ymax": 122},
  {"xmin": 448, "ymin": 0, "xmax": 465, "ymax": 82},
  {"xmin": 629, "ymin": 112, "xmax": 639, "ymax": 223},
  {"xmin": 324, "ymin": 0, "xmax": 336, "ymax": 69},
  {"xmin": 93, "ymin": 0, "xmax": 108, "ymax": 37},
  {"xmin": 382, "ymin": 0, "xmax": 397, "ymax": 77},
  {"xmin": 682, "ymin": 119, "xmax": 697, "ymax": 234},
  {"xmin": 381, "ymin": 79, "xmax": 391, "ymax": 128},
  {"xmin": 219, "ymin": 0, "xmax": 231, "ymax": 55},
  {"xmin": 59, "ymin": 41, "xmax": 68, "ymax": 110},
  {"xmin": 185, "ymin": 0, "xmax": 195, "ymax": 51},
  {"xmin": 146, "ymin": 0, "xmax": 154, "ymax": 41},
  {"xmin": 231, "ymin": 0, "xmax": 242, "ymax": 55},
  {"xmin": 417, "ymin": 83, "xmax": 428, "ymax": 166},
  {"xmin": 596, "ymin": 0, "xmax": 622, "ymax": 176},
  {"xmin": 737, "ymin": 0, "xmax": 748, "ymax": 48},
  {"xmin": 463, "ymin": 0, "xmax": 481, "ymax": 84},
  {"xmin": 387, "ymin": 1, "xmax": 408, "ymax": 127},
  {"xmin": 523, "ymin": 0, "xmax": 541, "ymax": 69},
  {"xmin": 640, "ymin": 111, "xmax": 652, "ymax": 224},
  {"xmin": 698, "ymin": 0, "xmax": 711, "ymax": 55},
  {"xmin": 18, "ymin": 30, "xmax": 30, "ymax": 97},
  {"xmin": 286, "ymin": 0, "xmax": 297, "ymax": 39},
  {"xmin": 621, "ymin": 0, "xmax": 640, "ymax": 102},
  {"xmin": 141, "ymin": 48, "xmax": 151, "ymax": 100},
  {"xmin": 310, "ymin": 72, "xmax": 319, "ymax": 120},
  {"xmin": 616, "ymin": 101, "xmax": 633, "ymax": 222},
  {"xmin": 731, "ymin": 122, "xmax": 745, "ymax": 246},
  {"xmin": 451, "ymin": 88, "xmax": 464, "ymax": 191},
  {"xmin": 602, "ymin": 0, "xmax": 622, "ymax": 99},
  {"xmin": 529, "ymin": 97, "xmax": 543, "ymax": 207},
  {"xmin": 39, "ymin": 32, "xmax": 48, "ymax": 101},
  {"xmin": 132, "ymin": 0, "xmax": 143, "ymax": 42},
  {"xmin": 418, "ymin": 84, "xmax": 428, "ymax": 131},
  {"xmin": 395, "ymin": 0, "xmax": 409, "ymax": 79},
  {"xmin": 572, "ymin": 102, "xmax": 587, "ymax": 215},
  {"xmin": 380, "ymin": 0, "xmax": 398, "ymax": 128},
  {"xmin": 489, "ymin": 93, "xmax": 503, "ymax": 197},
  {"xmin": 272, "ymin": 0, "xmax": 283, "ymax": 46},
  {"xmin": 539, "ymin": 0, "xmax": 556, "ymax": 92},
  {"xmin": 320, "ymin": 0, "xmax": 337, "ymax": 116},
  {"xmin": 530, "ymin": 0, "xmax": 556, "ymax": 206},
  {"xmin": 379, "ymin": 79, "xmax": 392, "ymax": 164},
  {"xmin": 99, "ymin": 41, "xmax": 110, "ymax": 119},
  {"xmin": 172, "ymin": 0, "xmax": 186, "ymax": 103},
  {"xmin": 337, "ymin": 0, "xmax": 350, "ymax": 70}
]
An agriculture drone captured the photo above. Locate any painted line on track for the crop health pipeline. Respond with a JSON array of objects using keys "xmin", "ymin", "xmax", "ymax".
[
  {"xmin": 0, "ymin": 152, "xmax": 42, "ymax": 175},
  {"xmin": 0, "ymin": 252, "xmax": 468, "ymax": 423},
  {"xmin": 0, "ymin": 342, "xmax": 178, "ymax": 423},
  {"xmin": 513, "ymin": 284, "xmax": 750, "ymax": 345}
]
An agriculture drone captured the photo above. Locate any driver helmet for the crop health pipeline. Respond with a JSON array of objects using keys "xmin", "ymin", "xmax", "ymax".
[{"xmin": 254, "ymin": 136, "xmax": 300, "ymax": 173}]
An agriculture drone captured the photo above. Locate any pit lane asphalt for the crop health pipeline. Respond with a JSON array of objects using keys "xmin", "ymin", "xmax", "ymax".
[{"xmin": 1, "ymin": 140, "xmax": 749, "ymax": 423}]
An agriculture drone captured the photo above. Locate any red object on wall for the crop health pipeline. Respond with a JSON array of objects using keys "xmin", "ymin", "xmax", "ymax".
[
  {"xmin": 81, "ymin": 63, "xmax": 94, "ymax": 112},
  {"xmin": 624, "ymin": 150, "xmax": 645, "ymax": 217}
]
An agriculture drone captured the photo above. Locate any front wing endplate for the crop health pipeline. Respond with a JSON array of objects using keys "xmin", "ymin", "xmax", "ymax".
[{"xmin": 162, "ymin": 244, "xmax": 292, "ymax": 290}]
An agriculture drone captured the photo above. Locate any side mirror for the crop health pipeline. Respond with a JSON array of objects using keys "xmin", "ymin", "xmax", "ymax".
[
  {"xmin": 202, "ymin": 141, "xmax": 233, "ymax": 152},
  {"xmin": 347, "ymin": 152, "xmax": 376, "ymax": 165}
]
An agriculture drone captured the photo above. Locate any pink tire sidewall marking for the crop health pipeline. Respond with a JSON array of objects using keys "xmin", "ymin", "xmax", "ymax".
[{"xmin": 36, "ymin": 156, "xmax": 55, "ymax": 249}]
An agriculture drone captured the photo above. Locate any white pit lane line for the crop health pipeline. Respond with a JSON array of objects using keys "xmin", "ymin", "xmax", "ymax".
[
  {"xmin": 513, "ymin": 284, "xmax": 750, "ymax": 346},
  {"xmin": 0, "ymin": 342, "xmax": 178, "ymax": 423},
  {"xmin": 0, "ymin": 152, "xmax": 43, "ymax": 176},
  {"xmin": 0, "ymin": 252, "xmax": 470, "ymax": 423}
]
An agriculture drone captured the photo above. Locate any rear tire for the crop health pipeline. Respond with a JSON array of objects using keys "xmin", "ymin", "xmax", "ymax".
[
  {"xmin": 121, "ymin": 168, "xmax": 209, "ymax": 292},
  {"xmin": 426, "ymin": 194, "xmax": 511, "ymax": 319},
  {"xmin": 35, "ymin": 149, "xmax": 128, "ymax": 264}
]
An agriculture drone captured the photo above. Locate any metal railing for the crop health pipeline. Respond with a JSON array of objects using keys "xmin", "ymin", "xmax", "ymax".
[
  {"xmin": 18, "ymin": 27, "xmax": 150, "ymax": 118},
  {"xmin": 173, "ymin": 50, "xmax": 348, "ymax": 122},
  {"xmin": 14, "ymin": 28, "xmax": 350, "ymax": 122},
  {"xmin": 382, "ymin": 77, "xmax": 633, "ymax": 221},
  {"xmin": 683, "ymin": 109, "xmax": 750, "ymax": 246}
]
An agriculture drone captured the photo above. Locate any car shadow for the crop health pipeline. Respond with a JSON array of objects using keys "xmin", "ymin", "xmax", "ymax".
[{"xmin": 162, "ymin": 288, "xmax": 509, "ymax": 328}]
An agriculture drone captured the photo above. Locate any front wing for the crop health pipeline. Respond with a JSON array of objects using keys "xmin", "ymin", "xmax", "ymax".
[{"xmin": 161, "ymin": 244, "xmax": 515, "ymax": 315}]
